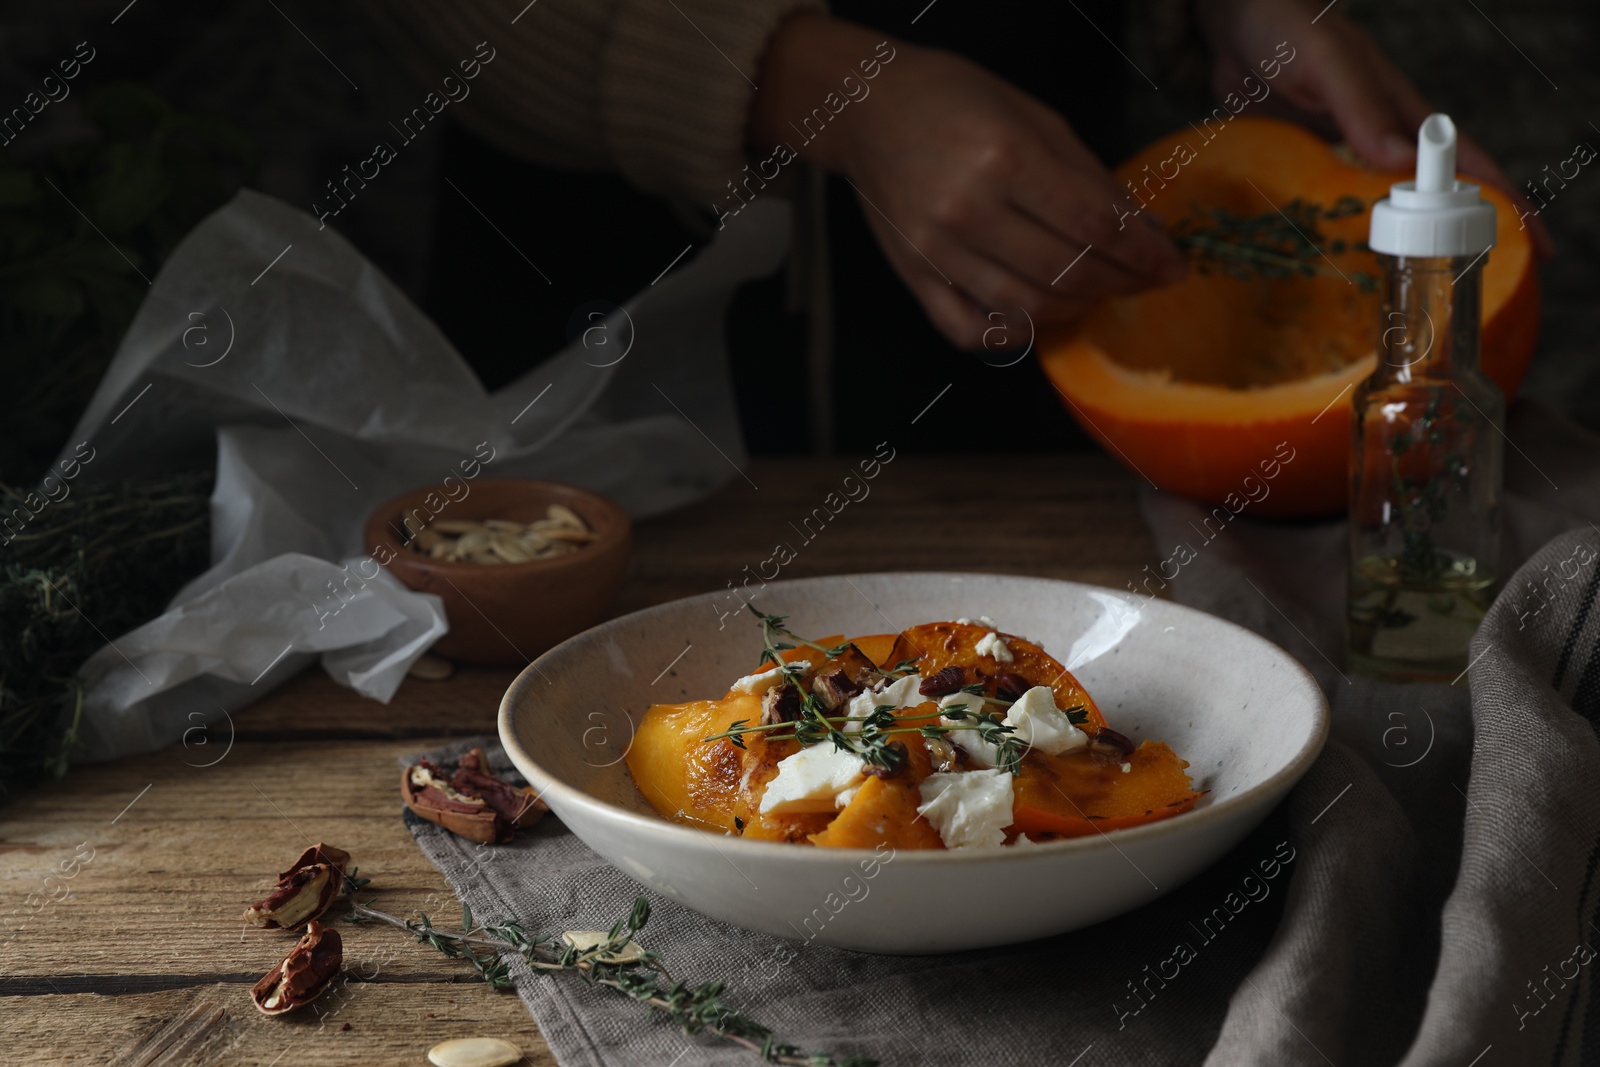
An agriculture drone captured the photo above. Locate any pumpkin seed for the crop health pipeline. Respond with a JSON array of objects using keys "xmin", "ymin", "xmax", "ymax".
[
  {"xmin": 432, "ymin": 519, "xmax": 486, "ymax": 534},
  {"xmin": 546, "ymin": 504, "xmax": 585, "ymax": 529},
  {"xmin": 562, "ymin": 929, "xmax": 646, "ymax": 964},
  {"xmin": 455, "ymin": 531, "xmax": 491, "ymax": 555},
  {"xmin": 541, "ymin": 527, "xmax": 593, "ymax": 543},
  {"xmin": 490, "ymin": 536, "xmax": 533, "ymax": 563},
  {"xmin": 427, "ymin": 1037, "xmax": 524, "ymax": 1067},
  {"xmin": 407, "ymin": 654, "xmax": 454, "ymax": 681},
  {"xmin": 483, "ymin": 519, "xmax": 523, "ymax": 532}
]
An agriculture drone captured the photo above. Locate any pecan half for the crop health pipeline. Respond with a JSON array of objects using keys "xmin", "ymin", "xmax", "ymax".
[
  {"xmin": 1091, "ymin": 727, "xmax": 1137, "ymax": 759},
  {"xmin": 761, "ymin": 683, "xmax": 803, "ymax": 725},
  {"xmin": 993, "ymin": 672, "xmax": 1034, "ymax": 701},
  {"xmin": 925, "ymin": 734, "xmax": 968, "ymax": 774},
  {"xmin": 863, "ymin": 741, "xmax": 909, "ymax": 779},
  {"xmin": 402, "ymin": 747, "xmax": 547, "ymax": 845},
  {"xmin": 918, "ymin": 665, "xmax": 966, "ymax": 698},
  {"xmin": 243, "ymin": 843, "xmax": 350, "ymax": 929},
  {"xmin": 811, "ymin": 666, "xmax": 864, "ymax": 711},
  {"xmin": 252, "ymin": 921, "xmax": 342, "ymax": 1015}
]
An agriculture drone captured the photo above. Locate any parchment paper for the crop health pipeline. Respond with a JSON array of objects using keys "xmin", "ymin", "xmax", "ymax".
[{"xmin": 59, "ymin": 189, "xmax": 790, "ymax": 762}]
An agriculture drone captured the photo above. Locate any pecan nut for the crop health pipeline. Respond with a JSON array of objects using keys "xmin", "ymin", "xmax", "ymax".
[
  {"xmin": 1091, "ymin": 727, "xmax": 1137, "ymax": 759},
  {"xmin": 810, "ymin": 666, "xmax": 864, "ymax": 711},
  {"xmin": 243, "ymin": 843, "xmax": 351, "ymax": 929},
  {"xmin": 993, "ymin": 672, "xmax": 1034, "ymax": 701},
  {"xmin": 862, "ymin": 740, "xmax": 909, "ymax": 779},
  {"xmin": 760, "ymin": 683, "xmax": 803, "ymax": 725},
  {"xmin": 252, "ymin": 920, "xmax": 342, "ymax": 1015},
  {"xmin": 918, "ymin": 665, "xmax": 966, "ymax": 698},
  {"xmin": 925, "ymin": 734, "xmax": 968, "ymax": 773},
  {"xmin": 402, "ymin": 746, "xmax": 547, "ymax": 845}
]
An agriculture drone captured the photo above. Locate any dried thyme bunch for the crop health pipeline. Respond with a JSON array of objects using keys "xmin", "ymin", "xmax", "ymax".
[
  {"xmin": 347, "ymin": 886, "xmax": 875, "ymax": 1066},
  {"xmin": 1172, "ymin": 195, "xmax": 1379, "ymax": 292},
  {"xmin": 0, "ymin": 471, "xmax": 212, "ymax": 792}
]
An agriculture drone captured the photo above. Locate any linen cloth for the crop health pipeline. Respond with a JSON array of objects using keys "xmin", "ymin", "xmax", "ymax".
[{"xmin": 405, "ymin": 403, "xmax": 1600, "ymax": 1066}]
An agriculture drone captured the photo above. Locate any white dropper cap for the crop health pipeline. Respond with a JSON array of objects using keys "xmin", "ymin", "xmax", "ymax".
[{"xmin": 1368, "ymin": 113, "xmax": 1497, "ymax": 258}]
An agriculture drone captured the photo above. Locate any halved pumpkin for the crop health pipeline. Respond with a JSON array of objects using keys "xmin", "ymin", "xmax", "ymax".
[{"xmin": 1039, "ymin": 117, "xmax": 1540, "ymax": 518}]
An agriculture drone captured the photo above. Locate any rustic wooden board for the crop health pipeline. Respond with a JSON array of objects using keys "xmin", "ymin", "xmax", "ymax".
[{"xmin": 0, "ymin": 456, "xmax": 1152, "ymax": 1065}]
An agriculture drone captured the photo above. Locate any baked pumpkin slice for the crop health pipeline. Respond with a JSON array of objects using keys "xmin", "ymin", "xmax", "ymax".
[{"xmin": 626, "ymin": 614, "xmax": 1200, "ymax": 849}]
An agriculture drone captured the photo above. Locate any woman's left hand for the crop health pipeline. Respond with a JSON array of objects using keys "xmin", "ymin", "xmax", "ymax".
[{"xmin": 1197, "ymin": 0, "xmax": 1554, "ymax": 257}]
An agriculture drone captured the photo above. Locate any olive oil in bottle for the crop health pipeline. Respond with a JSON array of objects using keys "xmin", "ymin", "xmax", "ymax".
[{"xmin": 1347, "ymin": 114, "xmax": 1503, "ymax": 682}]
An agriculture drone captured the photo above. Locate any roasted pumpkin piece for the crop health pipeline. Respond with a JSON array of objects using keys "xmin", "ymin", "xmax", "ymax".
[
  {"xmin": 1010, "ymin": 741, "xmax": 1199, "ymax": 837},
  {"xmin": 628, "ymin": 694, "xmax": 793, "ymax": 832},
  {"xmin": 742, "ymin": 811, "xmax": 835, "ymax": 843},
  {"xmin": 629, "ymin": 620, "xmax": 1197, "ymax": 848},
  {"xmin": 848, "ymin": 633, "xmax": 899, "ymax": 669},
  {"xmin": 809, "ymin": 775, "xmax": 944, "ymax": 851},
  {"xmin": 887, "ymin": 622, "xmax": 1107, "ymax": 732}
]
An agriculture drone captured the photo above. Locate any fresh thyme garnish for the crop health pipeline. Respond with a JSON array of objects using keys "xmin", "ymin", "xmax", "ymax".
[
  {"xmin": 723, "ymin": 609, "xmax": 1037, "ymax": 776},
  {"xmin": 1172, "ymin": 196, "xmax": 1379, "ymax": 293},
  {"xmin": 347, "ymin": 892, "xmax": 873, "ymax": 1066}
]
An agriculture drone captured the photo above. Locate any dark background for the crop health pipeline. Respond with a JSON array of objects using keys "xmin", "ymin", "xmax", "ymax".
[{"xmin": 0, "ymin": 0, "xmax": 1594, "ymax": 481}]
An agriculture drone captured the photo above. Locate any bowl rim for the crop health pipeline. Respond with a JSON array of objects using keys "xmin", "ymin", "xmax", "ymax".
[
  {"xmin": 497, "ymin": 570, "xmax": 1330, "ymax": 865},
  {"xmin": 365, "ymin": 477, "xmax": 631, "ymax": 576}
]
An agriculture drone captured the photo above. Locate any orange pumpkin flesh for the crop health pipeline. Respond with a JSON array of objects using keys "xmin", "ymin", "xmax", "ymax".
[
  {"xmin": 1039, "ymin": 118, "xmax": 1540, "ymax": 518},
  {"xmin": 626, "ymin": 624, "xmax": 1199, "ymax": 848}
]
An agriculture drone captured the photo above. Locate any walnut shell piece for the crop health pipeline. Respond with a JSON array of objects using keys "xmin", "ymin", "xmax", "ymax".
[
  {"xmin": 243, "ymin": 843, "xmax": 352, "ymax": 929},
  {"xmin": 252, "ymin": 921, "xmax": 342, "ymax": 1015},
  {"xmin": 402, "ymin": 747, "xmax": 547, "ymax": 845}
]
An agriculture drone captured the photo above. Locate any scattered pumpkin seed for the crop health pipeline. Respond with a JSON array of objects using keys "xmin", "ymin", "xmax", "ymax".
[
  {"xmin": 426, "ymin": 1036, "xmax": 524, "ymax": 1067},
  {"xmin": 561, "ymin": 929, "xmax": 646, "ymax": 964},
  {"xmin": 407, "ymin": 654, "xmax": 455, "ymax": 681}
]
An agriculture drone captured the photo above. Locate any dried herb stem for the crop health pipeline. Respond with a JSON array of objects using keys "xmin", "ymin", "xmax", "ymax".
[{"xmin": 346, "ymin": 895, "xmax": 873, "ymax": 1067}]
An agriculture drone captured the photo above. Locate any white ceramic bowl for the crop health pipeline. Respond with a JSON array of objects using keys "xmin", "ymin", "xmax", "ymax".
[{"xmin": 498, "ymin": 572, "xmax": 1328, "ymax": 954}]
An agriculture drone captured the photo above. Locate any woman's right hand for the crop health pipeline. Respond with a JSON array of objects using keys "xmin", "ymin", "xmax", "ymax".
[{"xmin": 750, "ymin": 15, "xmax": 1187, "ymax": 349}]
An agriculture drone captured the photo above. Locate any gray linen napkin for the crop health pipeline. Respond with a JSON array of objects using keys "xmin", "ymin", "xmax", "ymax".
[{"xmin": 403, "ymin": 402, "xmax": 1600, "ymax": 1067}]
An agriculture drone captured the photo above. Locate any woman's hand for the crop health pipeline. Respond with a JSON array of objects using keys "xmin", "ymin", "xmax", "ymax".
[
  {"xmin": 1197, "ymin": 0, "xmax": 1554, "ymax": 256},
  {"xmin": 750, "ymin": 15, "xmax": 1187, "ymax": 349}
]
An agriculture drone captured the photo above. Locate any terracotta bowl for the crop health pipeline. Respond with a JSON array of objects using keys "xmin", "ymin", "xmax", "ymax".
[{"xmin": 365, "ymin": 479, "xmax": 631, "ymax": 666}]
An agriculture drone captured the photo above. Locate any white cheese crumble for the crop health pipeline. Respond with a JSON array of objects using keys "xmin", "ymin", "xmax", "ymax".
[
  {"xmin": 975, "ymin": 631, "xmax": 1014, "ymax": 663},
  {"xmin": 939, "ymin": 691, "xmax": 999, "ymax": 767},
  {"xmin": 758, "ymin": 744, "xmax": 866, "ymax": 814},
  {"xmin": 1121, "ymin": 762, "xmax": 1132, "ymax": 774},
  {"xmin": 917, "ymin": 769, "xmax": 1014, "ymax": 848},
  {"xmin": 978, "ymin": 615, "xmax": 1000, "ymax": 630},
  {"xmin": 730, "ymin": 660, "xmax": 811, "ymax": 695},
  {"xmin": 843, "ymin": 673, "xmax": 925, "ymax": 732},
  {"xmin": 1005, "ymin": 686, "xmax": 1089, "ymax": 756},
  {"xmin": 955, "ymin": 617, "xmax": 975, "ymax": 626}
]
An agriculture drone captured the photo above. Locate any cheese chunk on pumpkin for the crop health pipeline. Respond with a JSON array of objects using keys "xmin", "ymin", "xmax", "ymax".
[{"xmin": 628, "ymin": 625, "xmax": 1200, "ymax": 847}]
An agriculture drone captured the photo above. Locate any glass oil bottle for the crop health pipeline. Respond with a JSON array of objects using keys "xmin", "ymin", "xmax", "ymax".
[{"xmin": 1347, "ymin": 114, "xmax": 1504, "ymax": 682}]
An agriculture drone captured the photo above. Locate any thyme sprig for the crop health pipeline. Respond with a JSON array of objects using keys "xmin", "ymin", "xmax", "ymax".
[
  {"xmin": 347, "ymin": 893, "xmax": 873, "ymax": 1066},
  {"xmin": 1172, "ymin": 195, "xmax": 1379, "ymax": 293},
  {"xmin": 725, "ymin": 609, "xmax": 1091, "ymax": 777}
]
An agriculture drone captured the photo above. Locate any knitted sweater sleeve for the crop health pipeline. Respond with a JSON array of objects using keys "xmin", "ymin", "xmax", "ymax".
[{"xmin": 356, "ymin": 0, "xmax": 824, "ymax": 208}]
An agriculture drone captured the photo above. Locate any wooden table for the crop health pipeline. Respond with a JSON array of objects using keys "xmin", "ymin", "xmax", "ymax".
[{"xmin": 1, "ymin": 456, "xmax": 1154, "ymax": 1066}]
